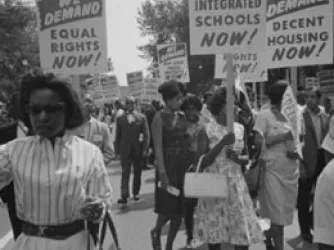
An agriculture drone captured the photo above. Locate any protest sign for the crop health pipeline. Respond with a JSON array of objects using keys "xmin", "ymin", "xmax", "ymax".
[
  {"xmin": 157, "ymin": 43, "xmax": 190, "ymax": 83},
  {"xmin": 215, "ymin": 52, "xmax": 267, "ymax": 82},
  {"xmin": 317, "ymin": 69, "xmax": 334, "ymax": 92},
  {"xmin": 126, "ymin": 71, "xmax": 144, "ymax": 99},
  {"xmin": 266, "ymin": 0, "xmax": 333, "ymax": 68},
  {"xmin": 305, "ymin": 77, "xmax": 319, "ymax": 88},
  {"xmin": 36, "ymin": 0, "xmax": 108, "ymax": 75},
  {"xmin": 87, "ymin": 78, "xmax": 104, "ymax": 104},
  {"xmin": 282, "ymin": 85, "xmax": 301, "ymax": 154},
  {"xmin": 143, "ymin": 78, "xmax": 161, "ymax": 103},
  {"xmin": 189, "ymin": 0, "xmax": 266, "ymax": 55},
  {"xmin": 100, "ymin": 75, "xmax": 120, "ymax": 102}
]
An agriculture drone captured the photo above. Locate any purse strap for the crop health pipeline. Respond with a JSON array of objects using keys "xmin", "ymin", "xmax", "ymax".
[
  {"xmin": 98, "ymin": 209, "xmax": 120, "ymax": 250},
  {"xmin": 195, "ymin": 155, "xmax": 205, "ymax": 173},
  {"xmin": 87, "ymin": 208, "xmax": 120, "ymax": 250}
]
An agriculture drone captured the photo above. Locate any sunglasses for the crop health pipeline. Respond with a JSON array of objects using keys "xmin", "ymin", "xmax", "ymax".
[{"xmin": 27, "ymin": 103, "xmax": 65, "ymax": 115}]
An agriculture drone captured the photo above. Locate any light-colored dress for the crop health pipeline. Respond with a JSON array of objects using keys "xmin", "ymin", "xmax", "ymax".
[
  {"xmin": 0, "ymin": 134, "xmax": 113, "ymax": 250},
  {"xmin": 253, "ymin": 109, "xmax": 299, "ymax": 226},
  {"xmin": 194, "ymin": 120, "xmax": 263, "ymax": 245}
]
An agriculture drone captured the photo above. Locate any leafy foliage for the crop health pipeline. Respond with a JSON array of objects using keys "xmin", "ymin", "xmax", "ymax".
[
  {"xmin": 137, "ymin": 0, "xmax": 217, "ymax": 94},
  {"xmin": 0, "ymin": 0, "xmax": 40, "ymax": 119}
]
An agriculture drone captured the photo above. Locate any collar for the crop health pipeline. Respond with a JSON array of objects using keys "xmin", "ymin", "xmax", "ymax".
[
  {"xmin": 307, "ymin": 107, "xmax": 322, "ymax": 116},
  {"xmin": 88, "ymin": 117, "xmax": 95, "ymax": 123},
  {"xmin": 35, "ymin": 130, "xmax": 72, "ymax": 143}
]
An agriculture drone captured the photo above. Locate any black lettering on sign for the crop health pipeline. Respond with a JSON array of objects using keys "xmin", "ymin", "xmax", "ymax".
[
  {"xmin": 38, "ymin": 0, "xmax": 103, "ymax": 30},
  {"xmin": 267, "ymin": 0, "xmax": 329, "ymax": 21},
  {"xmin": 52, "ymin": 53, "xmax": 101, "ymax": 69},
  {"xmin": 272, "ymin": 42, "xmax": 327, "ymax": 61},
  {"xmin": 201, "ymin": 30, "xmax": 251, "ymax": 47},
  {"xmin": 222, "ymin": 62, "xmax": 258, "ymax": 74}
]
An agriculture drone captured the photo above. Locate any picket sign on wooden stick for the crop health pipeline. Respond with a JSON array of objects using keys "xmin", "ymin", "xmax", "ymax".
[
  {"xmin": 225, "ymin": 53, "xmax": 235, "ymax": 133},
  {"xmin": 72, "ymin": 75, "xmax": 82, "ymax": 102}
]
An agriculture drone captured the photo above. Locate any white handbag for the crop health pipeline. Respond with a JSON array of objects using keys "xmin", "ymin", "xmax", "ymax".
[{"xmin": 184, "ymin": 155, "xmax": 229, "ymax": 198}]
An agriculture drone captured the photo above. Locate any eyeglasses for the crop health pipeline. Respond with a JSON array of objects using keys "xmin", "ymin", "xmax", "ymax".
[{"xmin": 27, "ymin": 103, "xmax": 65, "ymax": 115}]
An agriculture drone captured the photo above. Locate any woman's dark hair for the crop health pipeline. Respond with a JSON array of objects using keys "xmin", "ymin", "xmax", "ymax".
[
  {"xmin": 208, "ymin": 87, "xmax": 227, "ymax": 116},
  {"xmin": 268, "ymin": 80, "xmax": 289, "ymax": 105},
  {"xmin": 180, "ymin": 93, "xmax": 203, "ymax": 112},
  {"xmin": 19, "ymin": 71, "xmax": 85, "ymax": 131},
  {"xmin": 158, "ymin": 80, "xmax": 185, "ymax": 101}
]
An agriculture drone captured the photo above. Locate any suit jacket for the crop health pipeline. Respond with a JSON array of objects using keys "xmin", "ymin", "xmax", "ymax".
[
  {"xmin": 115, "ymin": 111, "xmax": 150, "ymax": 157},
  {"xmin": 302, "ymin": 108, "xmax": 329, "ymax": 178}
]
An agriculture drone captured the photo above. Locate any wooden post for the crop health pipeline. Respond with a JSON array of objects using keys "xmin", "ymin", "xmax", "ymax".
[
  {"xmin": 253, "ymin": 82, "xmax": 258, "ymax": 110},
  {"xmin": 72, "ymin": 75, "xmax": 83, "ymax": 102},
  {"xmin": 290, "ymin": 67, "xmax": 298, "ymax": 92},
  {"xmin": 225, "ymin": 53, "xmax": 235, "ymax": 133}
]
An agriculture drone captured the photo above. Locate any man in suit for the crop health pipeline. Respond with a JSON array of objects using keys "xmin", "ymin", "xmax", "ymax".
[
  {"xmin": 115, "ymin": 96, "xmax": 150, "ymax": 206},
  {"xmin": 299, "ymin": 87, "xmax": 329, "ymax": 243}
]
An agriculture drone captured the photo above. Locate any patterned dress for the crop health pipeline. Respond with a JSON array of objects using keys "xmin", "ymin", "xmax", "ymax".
[
  {"xmin": 153, "ymin": 111, "xmax": 191, "ymax": 215},
  {"xmin": 194, "ymin": 120, "xmax": 263, "ymax": 245}
]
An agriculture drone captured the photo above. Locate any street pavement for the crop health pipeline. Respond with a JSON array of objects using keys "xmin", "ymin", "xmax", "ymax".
[{"xmin": 0, "ymin": 161, "xmax": 318, "ymax": 250}]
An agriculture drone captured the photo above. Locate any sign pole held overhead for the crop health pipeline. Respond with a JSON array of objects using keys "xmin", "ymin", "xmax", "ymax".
[{"xmin": 225, "ymin": 53, "xmax": 235, "ymax": 133}]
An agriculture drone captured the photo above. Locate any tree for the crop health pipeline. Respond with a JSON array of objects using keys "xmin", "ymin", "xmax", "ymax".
[
  {"xmin": 137, "ymin": 0, "xmax": 216, "ymax": 94},
  {"xmin": 0, "ymin": 0, "xmax": 40, "ymax": 119},
  {"xmin": 137, "ymin": 0, "xmax": 289, "ymax": 94}
]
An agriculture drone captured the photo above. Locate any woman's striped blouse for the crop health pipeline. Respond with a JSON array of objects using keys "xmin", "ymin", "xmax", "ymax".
[{"xmin": 0, "ymin": 133, "xmax": 113, "ymax": 225}]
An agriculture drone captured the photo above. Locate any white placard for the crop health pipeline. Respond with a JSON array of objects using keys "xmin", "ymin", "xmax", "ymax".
[
  {"xmin": 189, "ymin": 0, "xmax": 266, "ymax": 55},
  {"xmin": 157, "ymin": 43, "xmax": 190, "ymax": 83},
  {"xmin": 266, "ymin": 0, "xmax": 333, "ymax": 68},
  {"xmin": 126, "ymin": 71, "xmax": 144, "ymax": 99},
  {"xmin": 36, "ymin": 0, "xmax": 108, "ymax": 75},
  {"xmin": 100, "ymin": 75, "xmax": 120, "ymax": 102},
  {"xmin": 215, "ymin": 53, "xmax": 267, "ymax": 82}
]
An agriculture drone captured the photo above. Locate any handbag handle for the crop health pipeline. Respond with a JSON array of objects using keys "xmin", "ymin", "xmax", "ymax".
[
  {"xmin": 98, "ymin": 209, "xmax": 120, "ymax": 250},
  {"xmin": 195, "ymin": 155, "xmax": 205, "ymax": 173},
  {"xmin": 87, "ymin": 208, "xmax": 120, "ymax": 250}
]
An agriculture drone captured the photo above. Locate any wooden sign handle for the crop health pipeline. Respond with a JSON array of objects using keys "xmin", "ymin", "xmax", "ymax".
[{"xmin": 225, "ymin": 53, "xmax": 235, "ymax": 133}]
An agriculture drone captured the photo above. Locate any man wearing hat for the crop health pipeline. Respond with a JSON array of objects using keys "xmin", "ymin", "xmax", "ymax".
[{"xmin": 115, "ymin": 96, "xmax": 150, "ymax": 205}]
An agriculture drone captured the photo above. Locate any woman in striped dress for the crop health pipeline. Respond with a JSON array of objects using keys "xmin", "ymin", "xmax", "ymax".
[{"xmin": 0, "ymin": 72, "xmax": 113, "ymax": 250}]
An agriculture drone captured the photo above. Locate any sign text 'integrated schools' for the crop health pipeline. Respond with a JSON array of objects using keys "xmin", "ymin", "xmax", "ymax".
[{"xmin": 189, "ymin": 0, "xmax": 266, "ymax": 55}]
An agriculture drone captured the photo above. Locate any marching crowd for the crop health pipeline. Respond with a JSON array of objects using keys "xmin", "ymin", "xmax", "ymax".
[{"xmin": 0, "ymin": 71, "xmax": 334, "ymax": 250}]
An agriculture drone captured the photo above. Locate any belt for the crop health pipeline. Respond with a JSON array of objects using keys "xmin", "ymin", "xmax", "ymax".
[{"xmin": 22, "ymin": 220, "xmax": 85, "ymax": 240}]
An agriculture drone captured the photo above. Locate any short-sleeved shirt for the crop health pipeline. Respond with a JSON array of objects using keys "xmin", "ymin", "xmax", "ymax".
[{"xmin": 314, "ymin": 159, "xmax": 334, "ymax": 246}]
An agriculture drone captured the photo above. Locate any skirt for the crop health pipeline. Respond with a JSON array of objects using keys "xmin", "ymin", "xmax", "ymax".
[{"xmin": 11, "ymin": 231, "xmax": 102, "ymax": 250}]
